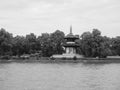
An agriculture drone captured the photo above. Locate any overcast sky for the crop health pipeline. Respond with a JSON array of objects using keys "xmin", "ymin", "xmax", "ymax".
[{"xmin": 0, "ymin": 0, "xmax": 120, "ymax": 37}]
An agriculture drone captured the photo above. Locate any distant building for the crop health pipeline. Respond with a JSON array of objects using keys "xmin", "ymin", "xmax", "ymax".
[
  {"xmin": 51, "ymin": 26, "xmax": 83, "ymax": 59},
  {"xmin": 63, "ymin": 26, "xmax": 79, "ymax": 54}
]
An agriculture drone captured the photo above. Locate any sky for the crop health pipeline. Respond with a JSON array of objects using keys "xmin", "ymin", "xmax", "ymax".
[{"xmin": 0, "ymin": 0, "xmax": 120, "ymax": 37}]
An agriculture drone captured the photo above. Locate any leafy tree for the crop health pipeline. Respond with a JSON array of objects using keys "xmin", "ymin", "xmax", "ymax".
[
  {"xmin": 38, "ymin": 30, "xmax": 65, "ymax": 57},
  {"xmin": 98, "ymin": 36, "xmax": 112, "ymax": 58},
  {"xmin": 39, "ymin": 33, "xmax": 51, "ymax": 57},
  {"xmin": 50, "ymin": 30, "xmax": 65, "ymax": 55},
  {"xmin": 80, "ymin": 29, "xmax": 112, "ymax": 58},
  {"xmin": 0, "ymin": 28, "xmax": 13, "ymax": 56},
  {"xmin": 26, "ymin": 33, "xmax": 37, "ymax": 54},
  {"xmin": 111, "ymin": 37, "xmax": 120, "ymax": 56},
  {"xmin": 12, "ymin": 36, "xmax": 26, "ymax": 56},
  {"xmin": 80, "ymin": 31, "xmax": 93, "ymax": 57},
  {"xmin": 92, "ymin": 29, "xmax": 101, "ymax": 36}
]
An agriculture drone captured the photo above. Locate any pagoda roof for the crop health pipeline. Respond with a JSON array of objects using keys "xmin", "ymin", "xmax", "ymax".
[
  {"xmin": 64, "ymin": 26, "xmax": 79, "ymax": 39},
  {"xmin": 64, "ymin": 33, "xmax": 79, "ymax": 39}
]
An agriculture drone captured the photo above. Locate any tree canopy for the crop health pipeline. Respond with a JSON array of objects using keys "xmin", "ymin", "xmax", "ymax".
[{"xmin": 0, "ymin": 28, "xmax": 120, "ymax": 58}]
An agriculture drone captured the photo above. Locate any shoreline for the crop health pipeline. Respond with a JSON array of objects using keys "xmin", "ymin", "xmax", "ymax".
[{"xmin": 1, "ymin": 58, "xmax": 120, "ymax": 64}]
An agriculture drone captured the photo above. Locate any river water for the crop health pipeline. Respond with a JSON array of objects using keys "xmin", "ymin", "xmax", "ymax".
[{"xmin": 0, "ymin": 62, "xmax": 120, "ymax": 90}]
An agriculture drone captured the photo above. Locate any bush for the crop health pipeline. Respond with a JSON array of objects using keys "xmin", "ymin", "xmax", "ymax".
[
  {"xmin": 0, "ymin": 55, "xmax": 11, "ymax": 60},
  {"xmin": 62, "ymin": 57, "xmax": 66, "ymax": 60},
  {"xmin": 73, "ymin": 56, "xmax": 77, "ymax": 60}
]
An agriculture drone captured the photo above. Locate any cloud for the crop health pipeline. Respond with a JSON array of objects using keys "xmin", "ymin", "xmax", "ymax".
[{"xmin": 0, "ymin": 0, "xmax": 120, "ymax": 37}]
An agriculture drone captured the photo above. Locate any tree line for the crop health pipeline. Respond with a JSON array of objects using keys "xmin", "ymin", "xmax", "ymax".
[{"xmin": 0, "ymin": 28, "xmax": 120, "ymax": 58}]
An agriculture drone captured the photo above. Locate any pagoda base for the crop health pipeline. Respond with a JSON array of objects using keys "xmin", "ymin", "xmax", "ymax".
[{"xmin": 51, "ymin": 53, "xmax": 83, "ymax": 59}]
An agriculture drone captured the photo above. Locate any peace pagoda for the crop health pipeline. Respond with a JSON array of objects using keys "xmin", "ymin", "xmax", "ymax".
[{"xmin": 51, "ymin": 26, "xmax": 83, "ymax": 59}]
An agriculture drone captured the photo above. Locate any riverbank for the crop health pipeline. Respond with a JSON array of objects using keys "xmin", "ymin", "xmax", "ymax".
[{"xmin": 1, "ymin": 57, "xmax": 120, "ymax": 64}]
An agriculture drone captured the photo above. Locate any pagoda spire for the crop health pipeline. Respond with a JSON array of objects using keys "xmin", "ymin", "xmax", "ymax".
[{"xmin": 70, "ymin": 25, "xmax": 72, "ymax": 34}]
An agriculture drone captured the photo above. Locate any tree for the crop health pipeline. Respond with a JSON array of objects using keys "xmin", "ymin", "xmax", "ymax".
[
  {"xmin": 39, "ymin": 33, "xmax": 51, "ymax": 57},
  {"xmin": 12, "ymin": 36, "xmax": 26, "ymax": 56},
  {"xmin": 92, "ymin": 29, "xmax": 101, "ymax": 36},
  {"xmin": 0, "ymin": 28, "xmax": 13, "ymax": 56},
  {"xmin": 111, "ymin": 37, "xmax": 120, "ymax": 56},
  {"xmin": 80, "ymin": 31, "xmax": 93, "ymax": 57},
  {"xmin": 80, "ymin": 29, "xmax": 112, "ymax": 58},
  {"xmin": 50, "ymin": 30, "xmax": 65, "ymax": 55},
  {"xmin": 25, "ymin": 33, "xmax": 37, "ymax": 54},
  {"xmin": 98, "ymin": 36, "xmax": 112, "ymax": 58},
  {"xmin": 37, "ymin": 30, "xmax": 65, "ymax": 57}
]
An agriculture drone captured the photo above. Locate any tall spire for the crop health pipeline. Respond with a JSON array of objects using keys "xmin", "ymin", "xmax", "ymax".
[{"xmin": 70, "ymin": 25, "xmax": 72, "ymax": 34}]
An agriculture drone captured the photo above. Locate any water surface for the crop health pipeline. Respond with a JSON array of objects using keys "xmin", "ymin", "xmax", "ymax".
[{"xmin": 0, "ymin": 62, "xmax": 120, "ymax": 90}]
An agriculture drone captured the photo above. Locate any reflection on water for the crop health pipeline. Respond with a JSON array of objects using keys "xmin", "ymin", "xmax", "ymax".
[{"xmin": 0, "ymin": 62, "xmax": 120, "ymax": 90}]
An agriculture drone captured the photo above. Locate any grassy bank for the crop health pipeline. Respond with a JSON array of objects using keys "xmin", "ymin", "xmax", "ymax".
[{"xmin": 1, "ymin": 57, "xmax": 120, "ymax": 64}]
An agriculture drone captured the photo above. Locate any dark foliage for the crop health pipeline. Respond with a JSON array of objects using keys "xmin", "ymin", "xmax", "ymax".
[{"xmin": 0, "ymin": 28, "xmax": 120, "ymax": 58}]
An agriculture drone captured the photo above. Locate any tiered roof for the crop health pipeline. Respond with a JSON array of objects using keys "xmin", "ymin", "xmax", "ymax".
[
  {"xmin": 64, "ymin": 26, "xmax": 79, "ymax": 39},
  {"xmin": 63, "ymin": 26, "xmax": 79, "ymax": 47}
]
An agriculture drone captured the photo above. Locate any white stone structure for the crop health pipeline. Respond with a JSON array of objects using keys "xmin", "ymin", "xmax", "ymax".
[{"xmin": 51, "ymin": 26, "xmax": 83, "ymax": 59}]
